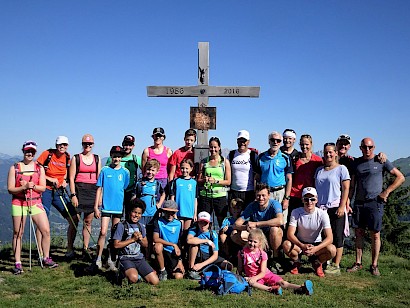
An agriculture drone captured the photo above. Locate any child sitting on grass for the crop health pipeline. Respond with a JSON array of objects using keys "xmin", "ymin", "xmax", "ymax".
[
  {"xmin": 112, "ymin": 198, "xmax": 159, "ymax": 285},
  {"xmin": 187, "ymin": 211, "xmax": 231, "ymax": 280},
  {"xmin": 238, "ymin": 228, "xmax": 313, "ymax": 295},
  {"xmin": 153, "ymin": 200, "xmax": 185, "ymax": 281}
]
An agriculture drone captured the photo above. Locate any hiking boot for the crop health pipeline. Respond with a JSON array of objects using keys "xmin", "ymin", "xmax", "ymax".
[
  {"xmin": 107, "ymin": 258, "xmax": 118, "ymax": 272},
  {"xmin": 43, "ymin": 257, "xmax": 59, "ymax": 268},
  {"xmin": 370, "ymin": 265, "xmax": 381, "ymax": 276},
  {"xmin": 159, "ymin": 269, "xmax": 168, "ymax": 281},
  {"xmin": 95, "ymin": 260, "xmax": 103, "ymax": 270},
  {"xmin": 82, "ymin": 248, "xmax": 93, "ymax": 261},
  {"xmin": 290, "ymin": 260, "xmax": 301, "ymax": 275},
  {"xmin": 270, "ymin": 259, "xmax": 284, "ymax": 274},
  {"xmin": 313, "ymin": 261, "xmax": 325, "ymax": 278},
  {"xmin": 324, "ymin": 264, "xmax": 340, "ymax": 275},
  {"xmin": 301, "ymin": 280, "xmax": 314, "ymax": 295},
  {"xmin": 65, "ymin": 250, "xmax": 76, "ymax": 260},
  {"xmin": 13, "ymin": 263, "xmax": 24, "ymax": 275},
  {"xmin": 346, "ymin": 262, "xmax": 363, "ymax": 273},
  {"xmin": 188, "ymin": 270, "xmax": 201, "ymax": 280}
]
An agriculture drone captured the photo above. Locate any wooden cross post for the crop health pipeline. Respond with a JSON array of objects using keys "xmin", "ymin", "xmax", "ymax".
[{"xmin": 147, "ymin": 42, "xmax": 260, "ymax": 163}]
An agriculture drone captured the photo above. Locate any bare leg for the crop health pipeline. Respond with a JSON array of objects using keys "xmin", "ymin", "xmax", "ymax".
[
  {"xmin": 354, "ymin": 228, "xmax": 365, "ymax": 264},
  {"xmin": 32, "ymin": 213, "xmax": 51, "ymax": 258},
  {"xmin": 154, "ymin": 243, "xmax": 165, "ymax": 270},
  {"xmin": 269, "ymin": 226, "xmax": 283, "ymax": 258},
  {"xmin": 282, "ymin": 240, "xmax": 301, "ymax": 261},
  {"xmin": 12, "ymin": 215, "xmax": 27, "ymax": 263},
  {"xmin": 334, "ymin": 247, "xmax": 344, "ymax": 267},
  {"xmin": 370, "ymin": 231, "xmax": 381, "ymax": 267},
  {"xmin": 189, "ymin": 245, "xmax": 199, "ymax": 269},
  {"xmin": 66, "ymin": 214, "xmax": 79, "ymax": 251},
  {"xmin": 97, "ymin": 217, "xmax": 110, "ymax": 258},
  {"xmin": 82, "ymin": 212, "xmax": 94, "ymax": 249}
]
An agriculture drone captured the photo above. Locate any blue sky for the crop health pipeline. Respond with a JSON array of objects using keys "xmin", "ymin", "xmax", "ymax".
[{"xmin": 1, "ymin": 1, "xmax": 409, "ymax": 160}]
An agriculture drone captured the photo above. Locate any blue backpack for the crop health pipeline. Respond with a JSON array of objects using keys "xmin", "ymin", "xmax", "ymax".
[{"xmin": 199, "ymin": 264, "xmax": 251, "ymax": 296}]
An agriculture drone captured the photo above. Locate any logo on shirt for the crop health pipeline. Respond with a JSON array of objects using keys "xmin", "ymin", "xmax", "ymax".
[
  {"xmin": 188, "ymin": 184, "xmax": 193, "ymax": 191},
  {"xmin": 118, "ymin": 174, "xmax": 123, "ymax": 181}
]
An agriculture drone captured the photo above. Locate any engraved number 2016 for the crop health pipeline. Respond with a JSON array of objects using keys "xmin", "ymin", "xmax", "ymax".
[{"xmin": 224, "ymin": 88, "xmax": 239, "ymax": 94}]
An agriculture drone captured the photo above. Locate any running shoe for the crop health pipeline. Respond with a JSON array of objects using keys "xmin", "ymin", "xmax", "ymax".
[
  {"xmin": 324, "ymin": 264, "xmax": 341, "ymax": 275},
  {"xmin": 107, "ymin": 258, "xmax": 118, "ymax": 272},
  {"xmin": 13, "ymin": 263, "xmax": 24, "ymax": 275},
  {"xmin": 188, "ymin": 270, "xmax": 201, "ymax": 280},
  {"xmin": 313, "ymin": 260, "xmax": 325, "ymax": 278},
  {"xmin": 270, "ymin": 285, "xmax": 283, "ymax": 296},
  {"xmin": 65, "ymin": 250, "xmax": 76, "ymax": 260},
  {"xmin": 346, "ymin": 262, "xmax": 363, "ymax": 273},
  {"xmin": 370, "ymin": 265, "xmax": 381, "ymax": 276},
  {"xmin": 302, "ymin": 280, "xmax": 314, "ymax": 295},
  {"xmin": 159, "ymin": 269, "xmax": 168, "ymax": 281},
  {"xmin": 95, "ymin": 260, "xmax": 103, "ymax": 270},
  {"xmin": 43, "ymin": 257, "xmax": 59, "ymax": 268},
  {"xmin": 290, "ymin": 260, "xmax": 301, "ymax": 275}
]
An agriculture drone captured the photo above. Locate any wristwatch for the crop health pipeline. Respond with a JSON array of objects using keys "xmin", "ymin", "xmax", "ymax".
[
  {"xmin": 70, "ymin": 193, "xmax": 77, "ymax": 198},
  {"xmin": 284, "ymin": 195, "xmax": 290, "ymax": 200}
]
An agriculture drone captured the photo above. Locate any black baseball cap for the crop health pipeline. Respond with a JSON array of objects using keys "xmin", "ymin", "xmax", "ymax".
[
  {"xmin": 122, "ymin": 135, "xmax": 135, "ymax": 144},
  {"xmin": 110, "ymin": 145, "xmax": 124, "ymax": 156},
  {"xmin": 152, "ymin": 127, "xmax": 165, "ymax": 136}
]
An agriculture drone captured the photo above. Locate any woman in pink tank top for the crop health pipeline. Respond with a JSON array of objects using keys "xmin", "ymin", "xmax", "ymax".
[
  {"xmin": 68, "ymin": 134, "xmax": 101, "ymax": 257},
  {"xmin": 141, "ymin": 127, "xmax": 173, "ymax": 190}
]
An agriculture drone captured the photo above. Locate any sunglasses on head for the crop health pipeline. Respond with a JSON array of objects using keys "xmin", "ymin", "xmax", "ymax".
[
  {"xmin": 339, "ymin": 134, "xmax": 351, "ymax": 140},
  {"xmin": 283, "ymin": 129, "xmax": 296, "ymax": 134},
  {"xmin": 25, "ymin": 141, "xmax": 37, "ymax": 146},
  {"xmin": 269, "ymin": 138, "xmax": 282, "ymax": 143},
  {"xmin": 303, "ymin": 197, "xmax": 317, "ymax": 202}
]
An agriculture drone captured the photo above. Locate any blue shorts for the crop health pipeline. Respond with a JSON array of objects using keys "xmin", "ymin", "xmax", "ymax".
[
  {"xmin": 352, "ymin": 200, "xmax": 384, "ymax": 232},
  {"xmin": 42, "ymin": 188, "xmax": 77, "ymax": 218},
  {"xmin": 120, "ymin": 256, "xmax": 154, "ymax": 278}
]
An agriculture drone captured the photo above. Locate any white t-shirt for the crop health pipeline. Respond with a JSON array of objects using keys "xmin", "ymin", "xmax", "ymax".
[
  {"xmin": 229, "ymin": 149, "xmax": 255, "ymax": 191},
  {"xmin": 289, "ymin": 207, "xmax": 331, "ymax": 243}
]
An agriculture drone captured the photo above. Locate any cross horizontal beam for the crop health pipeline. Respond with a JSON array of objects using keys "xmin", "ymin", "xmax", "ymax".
[{"xmin": 147, "ymin": 85, "xmax": 260, "ymax": 98}]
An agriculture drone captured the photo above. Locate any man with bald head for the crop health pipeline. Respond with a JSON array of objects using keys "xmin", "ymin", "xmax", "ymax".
[{"xmin": 347, "ymin": 138, "xmax": 404, "ymax": 276}]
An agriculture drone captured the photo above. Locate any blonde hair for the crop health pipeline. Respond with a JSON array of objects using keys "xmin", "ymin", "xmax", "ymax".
[
  {"xmin": 248, "ymin": 228, "xmax": 268, "ymax": 251},
  {"xmin": 145, "ymin": 158, "xmax": 160, "ymax": 171}
]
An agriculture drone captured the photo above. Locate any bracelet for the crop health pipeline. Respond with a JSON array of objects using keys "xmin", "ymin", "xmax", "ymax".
[{"xmin": 70, "ymin": 193, "xmax": 77, "ymax": 198}]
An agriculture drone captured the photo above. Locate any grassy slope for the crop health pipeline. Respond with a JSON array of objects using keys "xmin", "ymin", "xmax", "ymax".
[{"xmin": 0, "ymin": 246, "xmax": 409, "ymax": 308}]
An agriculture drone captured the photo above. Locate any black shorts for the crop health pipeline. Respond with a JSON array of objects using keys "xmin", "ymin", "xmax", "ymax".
[
  {"xmin": 120, "ymin": 256, "xmax": 154, "ymax": 278},
  {"xmin": 199, "ymin": 196, "xmax": 227, "ymax": 218},
  {"xmin": 327, "ymin": 207, "xmax": 345, "ymax": 248},
  {"xmin": 101, "ymin": 212, "xmax": 122, "ymax": 219},
  {"xmin": 163, "ymin": 250, "xmax": 182, "ymax": 273},
  {"xmin": 352, "ymin": 199, "xmax": 384, "ymax": 232},
  {"xmin": 76, "ymin": 182, "xmax": 98, "ymax": 213},
  {"xmin": 197, "ymin": 251, "xmax": 226, "ymax": 269},
  {"xmin": 228, "ymin": 190, "xmax": 255, "ymax": 208}
]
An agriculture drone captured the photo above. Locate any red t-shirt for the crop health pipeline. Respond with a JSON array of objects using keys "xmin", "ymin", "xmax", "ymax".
[
  {"xmin": 290, "ymin": 154, "xmax": 323, "ymax": 198},
  {"xmin": 169, "ymin": 147, "xmax": 195, "ymax": 179}
]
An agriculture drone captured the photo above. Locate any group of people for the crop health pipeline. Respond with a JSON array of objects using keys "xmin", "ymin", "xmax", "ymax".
[{"xmin": 8, "ymin": 127, "xmax": 404, "ymax": 295}]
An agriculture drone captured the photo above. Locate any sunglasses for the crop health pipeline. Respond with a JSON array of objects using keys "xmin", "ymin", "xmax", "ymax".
[
  {"xmin": 361, "ymin": 145, "xmax": 374, "ymax": 150},
  {"xmin": 162, "ymin": 210, "xmax": 175, "ymax": 215},
  {"xmin": 303, "ymin": 197, "xmax": 317, "ymax": 202},
  {"xmin": 153, "ymin": 134, "xmax": 164, "ymax": 138},
  {"xmin": 269, "ymin": 138, "xmax": 282, "ymax": 143},
  {"xmin": 122, "ymin": 142, "xmax": 134, "ymax": 147},
  {"xmin": 25, "ymin": 141, "xmax": 37, "ymax": 146},
  {"xmin": 112, "ymin": 154, "xmax": 123, "ymax": 158},
  {"xmin": 24, "ymin": 150, "xmax": 36, "ymax": 155},
  {"xmin": 82, "ymin": 142, "xmax": 94, "ymax": 147},
  {"xmin": 283, "ymin": 129, "xmax": 296, "ymax": 134},
  {"xmin": 339, "ymin": 134, "xmax": 351, "ymax": 140},
  {"xmin": 57, "ymin": 143, "xmax": 68, "ymax": 147}
]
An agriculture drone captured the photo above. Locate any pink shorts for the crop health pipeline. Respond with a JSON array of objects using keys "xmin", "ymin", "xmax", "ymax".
[{"xmin": 257, "ymin": 271, "xmax": 282, "ymax": 286}]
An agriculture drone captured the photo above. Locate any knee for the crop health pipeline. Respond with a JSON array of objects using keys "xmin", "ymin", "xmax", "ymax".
[
  {"xmin": 282, "ymin": 240, "xmax": 292, "ymax": 254},
  {"xmin": 269, "ymin": 226, "xmax": 283, "ymax": 239},
  {"xmin": 127, "ymin": 273, "xmax": 140, "ymax": 284},
  {"xmin": 328, "ymin": 244, "xmax": 337, "ymax": 258},
  {"xmin": 154, "ymin": 243, "xmax": 163, "ymax": 254},
  {"xmin": 99, "ymin": 229, "xmax": 108, "ymax": 237}
]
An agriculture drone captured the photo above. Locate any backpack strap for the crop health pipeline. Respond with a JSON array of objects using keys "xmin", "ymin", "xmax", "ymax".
[
  {"xmin": 228, "ymin": 150, "xmax": 235, "ymax": 163},
  {"xmin": 74, "ymin": 154, "xmax": 99, "ymax": 181}
]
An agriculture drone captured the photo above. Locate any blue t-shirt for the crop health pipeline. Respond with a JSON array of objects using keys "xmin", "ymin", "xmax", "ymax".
[
  {"xmin": 153, "ymin": 217, "xmax": 182, "ymax": 253},
  {"xmin": 112, "ymin": 221, "xmax": 146, "ymax": 259},
  {"xmin": 97, "ymin": 166, "xmax": 130, "ymax": 214},
  {"xmin": 220, "ymin": 216, "xmax": 237, "ymax": 236},
  {"xmin": 136, "ymin": 178, "xmax": 164, "ymax": 217},
  {"xmin": 259, "ymin": 150, "xmax": 293, "ymax": 187},
  {"xmin": 188, "ymin": 227, "xmax": 219, "ymax": 255},
  {"xmin": 240, "ymin": 199, "xmax": 282, "ymax": 232},
  {"xmin": 170, "ymin": 177, "xmax": 198, "ymax": 219}
]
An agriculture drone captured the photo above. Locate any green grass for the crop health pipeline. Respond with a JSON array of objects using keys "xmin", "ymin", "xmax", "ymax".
[{"xmin": 0, "ymin": 245, "xmax": 409, "ymax": 308}]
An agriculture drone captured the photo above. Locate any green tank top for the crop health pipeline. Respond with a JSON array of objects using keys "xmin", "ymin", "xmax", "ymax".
[{"xmin": 200, "ymin": 157, "xmax": 227, "ymax": 198}]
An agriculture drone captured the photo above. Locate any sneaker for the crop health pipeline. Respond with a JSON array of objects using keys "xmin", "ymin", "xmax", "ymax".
[
  {"xmin": 159, "ymin": 269, "xmax": 168, "ymax": 281},
  {"xmin": 43, "ymin": 257, "xmax": 59, "ymax": 268},
  {"xmin": 313, "ymin": 261, "xmax": 325, "ymax": 278},
  {"xmin": 13, "ymin": 263, "xmax": 24, "ymax": 275},
  {"xmin": 65, "ymin": 250, "xmax": 76, "ymax": 260},
  {"xmin": 270, "ymin": 286, "xmax": 283, "ymax": 296},
  {"xmin": 270, "ymin": 259, "xmax": 284, "ymax": 274},
  {"xmin": 346, "ymin": 262, "xmax": 363, "ymax": 273},
  {"xmin": 95, "ymin": 260, "xmax": 103, "ymax": 270},
  {"xmin": 107, "ymin": 258, "xmax": 118, "ymax": 272},
  {"xmin": 301, "ymin": 280, "xmax": 314, "ymax": 295},
  {"xmin": 290, "ymin": 260, "xmax": 301, "ymax": 275},
  {"xmin": 324, "ymin": 264, "xmax": 340, "ymax": 275},
  {"xmin": 370, "ymin": 265, "xmax": 381, "ymax": 276},
  {"xmin": 188, "ymin": 270, "xmax": 201, "ymax": 280}
]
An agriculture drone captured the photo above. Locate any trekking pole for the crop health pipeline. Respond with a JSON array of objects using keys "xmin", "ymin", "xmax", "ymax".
[
  {"xmin": 208, "ymin": 173, "xmax": 217, "ymax": 232},
  {"xmin": 30, "ymin": 188, "xmax": 43, "ymax": 269},
  {"xmin": 62, "ymin": 187, "xmax": 97, "ymax": 246}
]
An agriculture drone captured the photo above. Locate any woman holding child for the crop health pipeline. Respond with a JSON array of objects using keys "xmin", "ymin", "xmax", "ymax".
[{"xmin": 197, "ymin": 137, "xmax": 231, "ymax": 227}]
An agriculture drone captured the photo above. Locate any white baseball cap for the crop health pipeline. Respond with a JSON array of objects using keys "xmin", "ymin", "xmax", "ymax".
[
  {"xmin": 302, "ymin": 187, "xmax": 317, "ymax": 197},
  {"xmin": 198, "ymin": 211, "xmax": 211, "ymax": 223},
  {"xmin": 237, "ymin": 130, "xmax": 250, "ymax": 140},
  {"xmin": 56, "ymin": 136, "xmax": 69, "ymax": 145}
]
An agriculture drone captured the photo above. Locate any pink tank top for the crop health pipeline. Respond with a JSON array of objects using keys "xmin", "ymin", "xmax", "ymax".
[
  {"xmin": 148, "ymin": 146, "xmax": 169, "ymax": 179},
  {"xmin": 13, "ymin": 162, "xmax": 42, "ymax": 206},
  {"xmin": 75, "ymin": 154, "xmax": 97, "ymax": 184}
]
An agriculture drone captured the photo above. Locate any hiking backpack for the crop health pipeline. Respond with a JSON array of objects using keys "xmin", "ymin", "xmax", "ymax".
[
  {"xmin": 109, "ymin": 220, "xmax": 142, "ymax": 262},
  {"xmin": 228, "ymin": 149, "xmax": 260, "ymax": 174},
  {"xmin": 74, "ymin": 153, "xmax": 99, "ymax": 181},
  {"xmin": 199, "ymin": 264, "xmax": 251, "ymax": 296}
]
